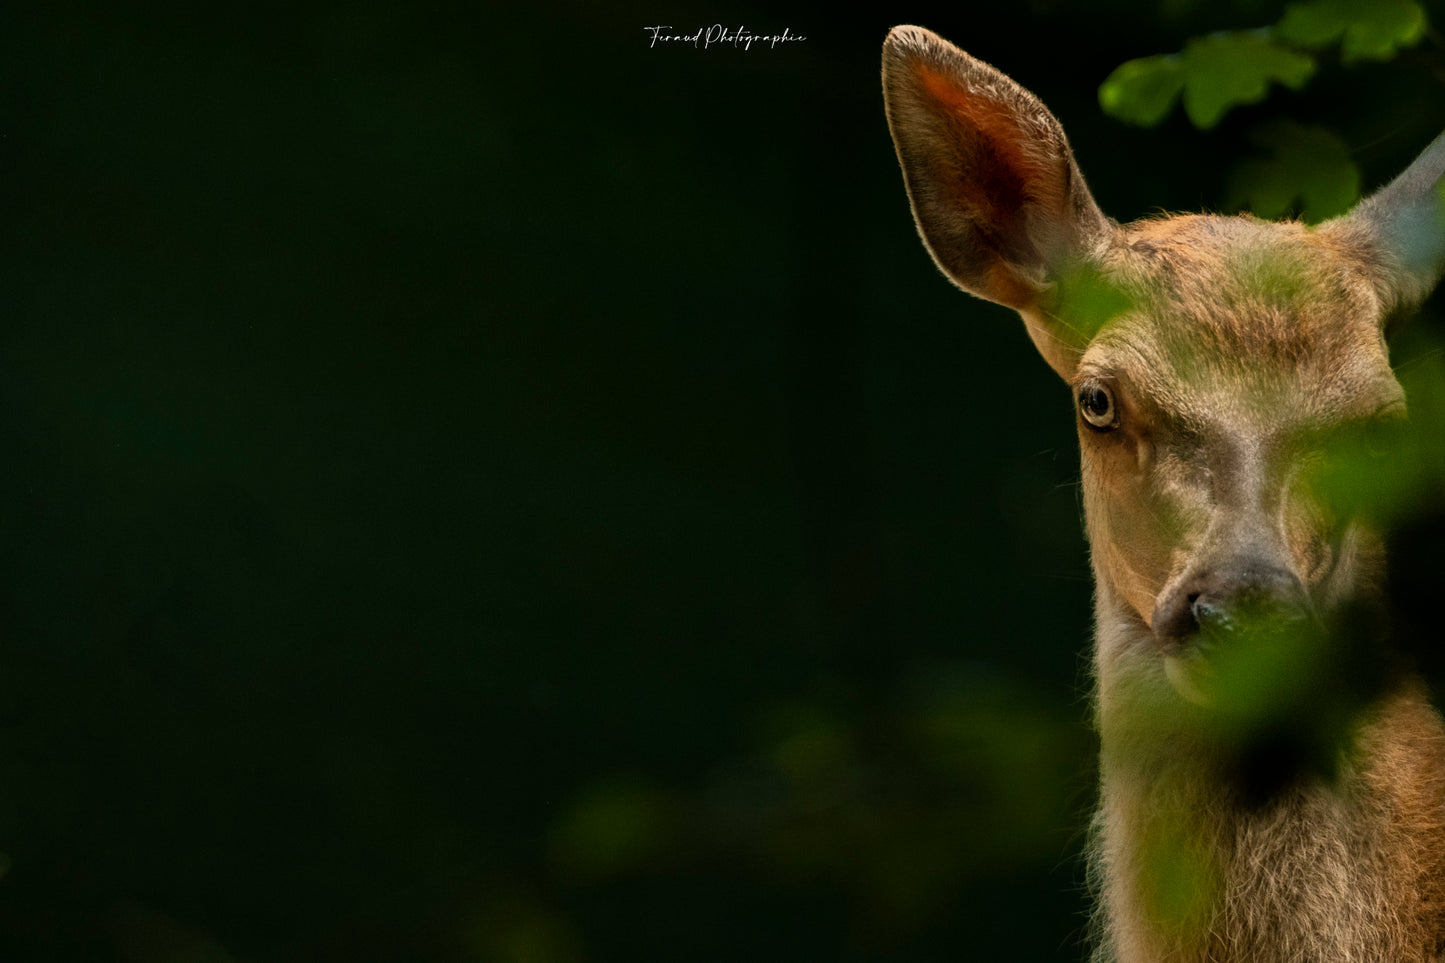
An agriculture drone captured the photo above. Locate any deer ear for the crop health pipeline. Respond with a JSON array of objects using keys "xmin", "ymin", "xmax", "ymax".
[
  {"xmin": 882, "ymin": 25, "xmax": 1112, "ymax": 377},
  {"xmin": 1332, "ymin": 131, "xmax": 1445, "ymax": 317}
]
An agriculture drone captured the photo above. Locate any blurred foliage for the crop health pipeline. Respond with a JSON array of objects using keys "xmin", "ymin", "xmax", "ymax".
[
  {"xmin": 1313, "ymin": 330, "xmax": 1445, "ymax": 527},
  {"xmin": 545, "ymin": 671, "xmax": 1091, "ymax": 941},
  {"xmin": 1100, "ymin": 0, "xmax": 1438, "ymax": 222},
  {"xmin": 1136, "ymin": 819, "xmax": 1218, "ymax": 947},
  {"xmin": 1101, "ymin": 0, "xmax": 1430, "ymax": 129},
  {"xmin": 1052, "ymin": 266, "xmax": 1135, "ymax": 344},
  {"xmin": 4, "ymin": 1, "xmax": 1445, "ymax": 961},
  {"xmin": 464, "ymin": 896, "xmax": 584, "ymax": 963},
  {"xmin": 1224, "ymin": 121, "xmax": 1360, "ymax": 219},
  {"xmin": 1276, "ymin": 0, "xmax": 1428, "ymax": 61},
  {"xmin": 547, "ymin": 778, "xmax": 680, "ymax": 882},
  {"xmin": 1100, "ymin": 32, "xmax": 1316, "ymax": 129}
]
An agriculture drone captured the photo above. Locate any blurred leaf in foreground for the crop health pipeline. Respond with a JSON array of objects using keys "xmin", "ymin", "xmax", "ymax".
[
  {"xmin": 1101, "ymin": 33, "xmax": 1316, "ymax": 129},
  {"xmin": 1177, "ymin": 33, "xmax": 1317, "ymax": 129},
  {"xmin": 546, "ymin": 777, "xmax": 679, "ymax": 880},
  {"xmin": 1275, "ymin": 0, "xmax": 1427, "ymax": 63},
  {"xmin": 1224, "ymin": 122, "xmax": 1360, "ymax": 221},
  {"xmin": 1311, "ymin": 335, "xmax": 1445, "ymax": 531},
  {"xmin": 1098, "ymin": 55, "xmax": 1186, "ymax": 126}
]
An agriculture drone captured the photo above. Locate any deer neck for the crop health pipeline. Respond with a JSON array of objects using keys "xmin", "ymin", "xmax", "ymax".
[{"xmin": 1090, "ymin": 584, "xmax": 1445, "ymax": 963}]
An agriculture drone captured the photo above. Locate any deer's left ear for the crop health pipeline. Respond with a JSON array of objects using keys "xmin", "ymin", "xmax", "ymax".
[
  {"xmin": 1329, "ymin": 131, "xmax": 1445, "ymax": 317},
  {"xmin": 882, "ymin": 25, "xmax": 1113, "ymax": 378}
]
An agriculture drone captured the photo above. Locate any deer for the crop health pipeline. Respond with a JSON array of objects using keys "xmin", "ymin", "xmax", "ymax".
[{"xmin": 882, "ymin": 24, "xmax": 1445, "ymax": 963}]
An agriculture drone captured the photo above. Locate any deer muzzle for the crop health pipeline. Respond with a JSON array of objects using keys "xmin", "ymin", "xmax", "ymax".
[{"xmin": 1152, "ymin": 559, "xmax": 1319, "ymax": 707}]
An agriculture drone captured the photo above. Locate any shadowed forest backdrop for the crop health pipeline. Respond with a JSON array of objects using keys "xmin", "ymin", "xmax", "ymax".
[{"xmin": 4, "ymin": 0, "xmax": 1445, "ymax": 960}]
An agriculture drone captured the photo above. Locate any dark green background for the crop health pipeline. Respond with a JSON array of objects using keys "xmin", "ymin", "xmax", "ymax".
[{"xmin": 3, "ymin": 1, "xmax": 1444, "ymax": 960}]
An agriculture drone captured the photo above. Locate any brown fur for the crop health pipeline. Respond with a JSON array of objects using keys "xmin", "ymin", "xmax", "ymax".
[{"xmin": 882, "ymin": 25, "xmax": 1445, "ymax": 963}]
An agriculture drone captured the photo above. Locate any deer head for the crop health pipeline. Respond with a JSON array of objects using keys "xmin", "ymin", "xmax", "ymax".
[{"xmin": 882, "ymin": 25, "xmax": 1445, "ymax": 773}]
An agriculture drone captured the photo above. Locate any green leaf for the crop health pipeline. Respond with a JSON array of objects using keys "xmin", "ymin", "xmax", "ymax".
[
  {"xmin": 1052, "ymin": 265, "xmax": 1134, "ymax": 342},
  {"xmin": 1177, "ymin": 33, "xmax": 1317, "ymax": 129},
  {"xmin": 1099, "ymin": 55, "xmax": 1186, "ymax": 127},
  {"xmin": 1224, "ymin": 122, "xmax": 1360, "ymax": 222},
  {"xmin": 1102, "ymin": 33, "xmax": 1319, "ymax": 130},
  {"xmin": 1275, "ymin": 0, "xmax": 1427, "ymax": 63}
]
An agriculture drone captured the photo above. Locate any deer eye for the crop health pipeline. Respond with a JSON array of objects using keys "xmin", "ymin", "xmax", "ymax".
[{"xmin": 1078, "ymin": 383, "xmax": 1119, "ymax": 431}]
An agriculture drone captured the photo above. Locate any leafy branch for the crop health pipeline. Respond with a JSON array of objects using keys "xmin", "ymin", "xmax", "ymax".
[{"xmin": 1098, "ymin": 0, "xmax": 1432, "ymax": 221}]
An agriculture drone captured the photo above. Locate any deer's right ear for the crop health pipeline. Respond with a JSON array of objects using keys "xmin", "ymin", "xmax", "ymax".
[
  {"xmin": 882, "ymin": 26, "xmax": 1112, "ymax": 378},
  {"xmin": 1331, "ymin": 130, "xmax": 1445, "ymax": 318}
]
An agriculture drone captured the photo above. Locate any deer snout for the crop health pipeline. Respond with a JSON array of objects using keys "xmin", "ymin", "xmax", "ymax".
[
  {"xmin": 1152, "ymin": 562, "xmax": 1314, "ymax": 649},
  {"xmin": 1152, "ymin": 561, "xmax": 1319, "ymax": 707}
]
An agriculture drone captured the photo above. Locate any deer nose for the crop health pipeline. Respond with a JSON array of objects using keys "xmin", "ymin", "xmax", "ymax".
[{"xmin": 1153, "ymin": 563, "xmax": 1312, "ymax": 649}]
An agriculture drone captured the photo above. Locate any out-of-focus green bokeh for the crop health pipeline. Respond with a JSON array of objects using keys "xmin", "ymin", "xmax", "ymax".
[{"xmin": 2, "ymin": 1, "xmax": 1443, "ymax": 960}]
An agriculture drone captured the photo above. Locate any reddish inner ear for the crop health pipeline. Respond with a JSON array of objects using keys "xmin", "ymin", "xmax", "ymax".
[{"xmin": 913, "ymin": 63, "xmax": 1047, "ymax": 265}]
